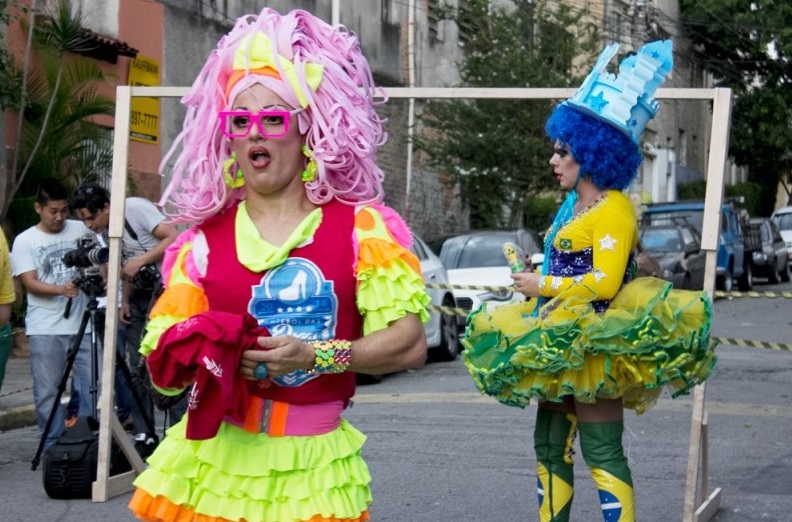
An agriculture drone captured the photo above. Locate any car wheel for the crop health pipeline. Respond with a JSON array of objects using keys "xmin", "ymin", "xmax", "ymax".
[
  {"xmin": 717, "ymin": 272, "xmax": 733, "ymax": 292},
  {"xmin": 737, "ymin": 262, "xmax": 752, "ymax": 291},
  {"xmin": 781, "ymin": 260, "xmax": 791, "ymax": 283},
  {"xmin": 682, "ymin": 273, "xmax": 692, "ymax": 290},
  {"xmin": 768, "ymin": 258, "xmax": 780, "ymax": 284},
  {"xmin": 429, "ymin": 296, "xmax": 460, "ymax": 362}
]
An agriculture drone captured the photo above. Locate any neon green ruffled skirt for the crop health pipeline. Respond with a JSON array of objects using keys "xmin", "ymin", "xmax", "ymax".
[
  {"xmin": 462, "ymin": 277, "xmax": 717, "ymax": 414},
  {"xmin": 129, "ymin": 418, "xmax": 372, "ymax": 522}
]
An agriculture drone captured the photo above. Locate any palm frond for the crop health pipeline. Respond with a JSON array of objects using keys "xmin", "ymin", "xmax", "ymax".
[{"xmin": 33, "ymin": 1, "xmax": 97, "ymax": 56}]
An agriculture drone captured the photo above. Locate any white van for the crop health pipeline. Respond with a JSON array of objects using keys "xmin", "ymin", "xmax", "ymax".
[{"xmin": 771, "ymin": 206, "xmax": 792, "ymax": 262}]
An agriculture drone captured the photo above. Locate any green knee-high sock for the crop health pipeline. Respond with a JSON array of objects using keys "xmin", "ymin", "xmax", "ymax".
[
  {"xmin": 579, "ymin": 421, "xmax": 635, "ymax": 522},
  {"xmin": 534, "ymin": 409, "xmax": 577, "ymax": 522}
]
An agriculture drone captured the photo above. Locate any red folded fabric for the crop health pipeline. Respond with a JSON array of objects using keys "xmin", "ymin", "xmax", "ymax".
[{"xmin": 147, "ymin": 311, "xmax": 270, "ymax": 439}]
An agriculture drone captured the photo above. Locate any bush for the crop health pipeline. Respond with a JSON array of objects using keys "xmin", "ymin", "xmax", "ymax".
[{"xmin": 523, "ymin": 195, "xmax": 559, "ymax": 234}]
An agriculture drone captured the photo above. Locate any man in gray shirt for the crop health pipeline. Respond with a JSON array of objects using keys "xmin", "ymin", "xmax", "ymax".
[{"xmin": 71, "ymin": 183, "xmax": 179, "ymax": 439}]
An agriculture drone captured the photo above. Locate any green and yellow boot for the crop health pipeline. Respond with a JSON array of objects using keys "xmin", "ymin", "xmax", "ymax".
[
  {"xmin": 579, "ymin": 421, "xmax": 635, "ymax": 522},
  {"xmin": 534, "ymin": 409, "xmax": 578, "ymax": 522}
]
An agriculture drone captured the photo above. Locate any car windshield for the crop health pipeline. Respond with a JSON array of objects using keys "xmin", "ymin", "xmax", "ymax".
[
  {"xmin": 773, "ymin": 212, "xmax": 792, "ymax": 232},
  {"xmin": 644, "ymin": 209, "xmax": 704, "ymax": 234},
  {"xmin": 641, "ymin": 228, "xmax": 681, "ymax": 252},
  {"xmin": 442, "ymin": 234, "xmax": 515, "ymax": 269}
]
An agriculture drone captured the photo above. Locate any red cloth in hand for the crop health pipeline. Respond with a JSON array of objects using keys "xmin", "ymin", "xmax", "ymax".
[{"xmin": 147, "ymin": 311, "xmax": 270, "ymax": 440}]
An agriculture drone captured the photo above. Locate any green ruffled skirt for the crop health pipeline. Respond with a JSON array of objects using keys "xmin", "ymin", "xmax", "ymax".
[
  {"xmin": 129, "ymin": 417, "xmax": 372, "ymax": 522},
  {"xmin": 462, "ymin": 277, "xmax": 717, "ymax": 413}
]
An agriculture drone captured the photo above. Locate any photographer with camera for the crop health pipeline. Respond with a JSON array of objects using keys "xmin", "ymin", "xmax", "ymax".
[
  {"xmin": 71, "ymin": 183, "xmax": 179, "ymax": 438},
  {"xmin": 10, "ymin": 179, "xmax": 96, "ymax": 450}
]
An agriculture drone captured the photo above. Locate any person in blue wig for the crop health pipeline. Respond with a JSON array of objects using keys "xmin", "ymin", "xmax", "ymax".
[{"xmin": 462, "ymin": 40, "xmax": 718, "ymax": 522}]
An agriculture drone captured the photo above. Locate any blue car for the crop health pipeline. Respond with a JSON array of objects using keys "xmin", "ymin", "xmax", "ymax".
[{"xmin": 640, "ymin": 201, "xmax": 751, "ymax": 291}]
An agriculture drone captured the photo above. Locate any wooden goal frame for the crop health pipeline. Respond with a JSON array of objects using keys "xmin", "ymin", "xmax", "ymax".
[{"xmin": 94, "ymin": 86, "xmax": 730, "ymax": 522}]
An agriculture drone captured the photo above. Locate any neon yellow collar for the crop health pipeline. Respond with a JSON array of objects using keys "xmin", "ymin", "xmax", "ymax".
[{"xmin": 235, "ymin": 201, "xmax": 322, "ymax": 272}]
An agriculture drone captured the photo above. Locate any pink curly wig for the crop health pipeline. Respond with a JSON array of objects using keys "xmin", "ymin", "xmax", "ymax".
[{"xmin": 159, "ymin": 8, "xmax": 387, "ymax": 224}]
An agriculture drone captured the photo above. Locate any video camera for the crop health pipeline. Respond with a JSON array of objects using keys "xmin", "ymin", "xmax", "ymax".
[{"xmin": 62, "ymin": 235, "xmax": 108, "ymax": 299}]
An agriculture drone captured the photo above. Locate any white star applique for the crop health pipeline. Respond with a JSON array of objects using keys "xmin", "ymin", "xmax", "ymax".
[
  {"xmin": 593, "ymin": 269, "xmax": 606, "ymax": 283},
  {"xmin": 551, "ymin": 277, "xmax": 563, "ymax": 290},
  {"xmin": 599, "ymin": 234, "xmax": 617, "ymax": 251}
]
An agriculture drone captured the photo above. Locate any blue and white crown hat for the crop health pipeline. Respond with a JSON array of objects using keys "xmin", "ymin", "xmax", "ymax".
[{"xmin": 564, "ymin": 40, "xmax": 673, "ymax": 143}]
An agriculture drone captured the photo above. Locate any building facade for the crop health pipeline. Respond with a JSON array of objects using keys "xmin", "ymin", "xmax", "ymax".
[{"xmin": 3, "ymin": 0, "xmax": 735, "ymax": 239}]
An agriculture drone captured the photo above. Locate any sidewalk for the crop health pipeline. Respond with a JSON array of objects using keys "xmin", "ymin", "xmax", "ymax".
[{"xmin": 0, "ymin": 349, "xmax": 36, "ymax": 431}]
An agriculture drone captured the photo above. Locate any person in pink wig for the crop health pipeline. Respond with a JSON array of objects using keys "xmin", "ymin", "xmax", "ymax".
[{"xmin": 128, "ymin": 8, "xmax": 429, "ymax": 522}]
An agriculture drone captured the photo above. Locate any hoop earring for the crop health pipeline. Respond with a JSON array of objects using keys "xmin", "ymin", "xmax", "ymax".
[
  {"xmin": 223, "ymin": 152, "xmax": 245, "ymax": 188},
  {"xmin": 301, "ymin": 145, "xmax": 317, "ymax": 183}
]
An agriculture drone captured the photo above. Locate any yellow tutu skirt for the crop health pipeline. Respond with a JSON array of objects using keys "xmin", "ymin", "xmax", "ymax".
[{"xmin": 462, "ymin": 277, "xmax": 717, "ymax": 414}]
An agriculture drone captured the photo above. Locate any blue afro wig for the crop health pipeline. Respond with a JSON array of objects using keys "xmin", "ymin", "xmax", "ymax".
[{"xmin": 545, "ymin": 104, "xmax": 642, "ymax": 191}]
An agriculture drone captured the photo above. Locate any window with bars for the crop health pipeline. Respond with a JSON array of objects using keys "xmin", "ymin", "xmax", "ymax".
[{"xmin": 457, "ymin": 0, "xmax": 475, "ymax": 47}]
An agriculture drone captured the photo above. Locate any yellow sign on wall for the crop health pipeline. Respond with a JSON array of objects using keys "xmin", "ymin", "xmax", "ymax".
[{"xmin": 128, "ymin": 56, "xmax": 160, "ymax": 144}]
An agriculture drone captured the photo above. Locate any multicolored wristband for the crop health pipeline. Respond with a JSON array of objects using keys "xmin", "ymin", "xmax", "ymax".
[{"xmin": 309, "ymin": 340, "xmax": 352, "ymax": 374}]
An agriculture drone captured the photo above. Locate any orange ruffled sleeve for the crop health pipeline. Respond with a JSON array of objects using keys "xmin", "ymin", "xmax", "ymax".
[
  {"xmin": 139, "ymin": 231, "xmax": 210, "ymax": 359},
  {"xmin": 354, "ymin": 205, "xmax": 430, "ymax": 335}
]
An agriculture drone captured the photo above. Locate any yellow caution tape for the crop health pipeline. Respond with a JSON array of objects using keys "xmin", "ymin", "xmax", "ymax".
[
  {"xmin": 714, "ymin": 291, "xmax": 792, "ymax": 299},
  {"xmin": 712, "ymin": 338, "xmax": 792, "ymax": 351},
  {"xmin": 424, "ymin": 306, "xmax": 792, "ymax": 350},
  {"xmin": 426, "ymin": 283, "xmax": 792, "ymax": 300}
]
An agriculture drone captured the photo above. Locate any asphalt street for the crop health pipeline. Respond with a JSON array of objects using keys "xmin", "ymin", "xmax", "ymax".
[{"xmin": 0, "ymin": 278, "xmax": 790, "ymax": 521}]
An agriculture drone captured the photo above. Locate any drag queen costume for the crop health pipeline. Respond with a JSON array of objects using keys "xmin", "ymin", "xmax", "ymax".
[
  {"xmin": 463, "ymin": 41, "xmax": 717, "ymax": 522},
  {"xmin": 465, "ymin": 188, "xmax": 716, "ymax": 412},
  {"xmin": 128, "ymin": 9, "xmax": 429, "ymax": 522}
]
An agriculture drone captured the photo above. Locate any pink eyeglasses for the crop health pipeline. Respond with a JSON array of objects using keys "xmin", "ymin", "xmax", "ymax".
[{"xmin": 218, "ymin": 108, "xmax": 302, "ymax": 139}]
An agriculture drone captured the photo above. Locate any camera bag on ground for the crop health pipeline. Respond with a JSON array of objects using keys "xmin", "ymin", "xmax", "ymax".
[{"xmin": 42, "ymin": 416, "xmax": 131, "ymax": 499}]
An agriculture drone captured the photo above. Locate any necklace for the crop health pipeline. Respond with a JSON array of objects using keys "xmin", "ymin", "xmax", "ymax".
[{"xmin": 573, "ymin": 192, "xmax": 607, "ymax": 215}]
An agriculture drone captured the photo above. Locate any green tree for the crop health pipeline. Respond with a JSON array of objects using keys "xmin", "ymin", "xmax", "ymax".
[
  {"xmin": 679, "ymin": 0, "xmax": 792, "ymax": 214},
  {"xmin": 2, "ymin": 0, "xmax": 115, "ymax": 232},
  {"xmin": 0, "ymin": 0, "xmax": 22, "ymax": 110},
  {"xmin": 414, "ymin": 0, "xmax": 599, "ymax": 228}
]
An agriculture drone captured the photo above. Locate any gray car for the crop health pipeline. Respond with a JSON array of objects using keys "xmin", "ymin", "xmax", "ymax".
[
  {"xmin": 747, "ymin": 218, "xmax": 791, "ymax": 284},
  {"xmin": 639, "ymin": 223, "xmax": 707, "ymax": 290}
]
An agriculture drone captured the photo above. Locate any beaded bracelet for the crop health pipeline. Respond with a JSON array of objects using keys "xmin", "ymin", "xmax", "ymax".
[{"xmin": 309, "ymin": 340, "xmax": 352, "ymax": 374}]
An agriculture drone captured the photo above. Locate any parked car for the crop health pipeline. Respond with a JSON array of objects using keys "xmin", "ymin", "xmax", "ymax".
[
  {"xmin": 746, "ymin": 218, "xmax": 791, "ymax": 284},
  {"xmin": 639, "ymin": 223, "xmax": 706, "ymax": 290},
  {"xmin": 412, "ymin": 235, "xmax": 460, "ymax": 361},
  {"xmin": 771, "ymin": 205, "xmax": 792, "ymax": 263},
  {"xmin": 356, "ymin": 234, "xmax": 460, "ymax": 384},
  {"xmin": 433, "ymin": 229, "xmax": 544, "ymax": 337},
  {"xmin": 641, "ymin": 201, "xmax": 750, "ymax": 291}
]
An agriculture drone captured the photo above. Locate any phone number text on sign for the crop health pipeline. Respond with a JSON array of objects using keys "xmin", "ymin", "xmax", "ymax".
[{"xmin": 131, "ymin": 110, "xmax": 158, "ymax": 129}]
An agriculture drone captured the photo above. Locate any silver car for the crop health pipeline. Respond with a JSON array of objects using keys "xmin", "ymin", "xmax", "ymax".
[{"xmin": 412, "ymin": 236, "xmax": 460, "ymax": 361}]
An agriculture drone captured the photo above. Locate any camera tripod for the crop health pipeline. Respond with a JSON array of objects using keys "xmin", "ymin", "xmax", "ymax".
[{"xmin": 31, "ymin": 294, "xmax": 157, "ymax": 472}]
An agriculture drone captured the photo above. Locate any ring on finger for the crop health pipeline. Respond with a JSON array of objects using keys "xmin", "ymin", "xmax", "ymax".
[{"xmin": 253, "ymin": 362, "xmax": 269, "ymax": 381}]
